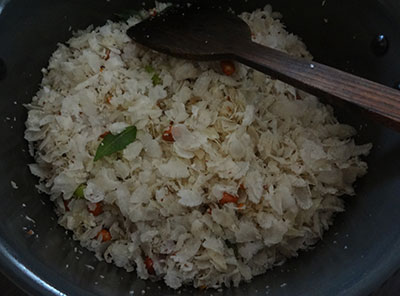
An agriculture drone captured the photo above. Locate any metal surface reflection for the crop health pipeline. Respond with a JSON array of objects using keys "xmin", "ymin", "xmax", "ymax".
[
  {"xmin": 0, "ymin": 0, "xmax": 10, "ymax": 14},
  {"xmin": 0, "ymin": 240, "xmax": 67, "ymax": 296}
]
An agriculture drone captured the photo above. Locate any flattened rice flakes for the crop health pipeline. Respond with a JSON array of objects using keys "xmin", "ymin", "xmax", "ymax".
[{"xmin": 25, "ymin": 4, "xmax": 371, "ymax": 289}]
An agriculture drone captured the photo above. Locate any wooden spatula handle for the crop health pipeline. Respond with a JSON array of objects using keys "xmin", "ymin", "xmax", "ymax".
[{"xmin": 234, "ymin": 41, "xmax": 400, "ymax": 130}]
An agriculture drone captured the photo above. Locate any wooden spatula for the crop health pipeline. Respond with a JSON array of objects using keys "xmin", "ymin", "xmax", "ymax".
[{"xmin": 127, "ymin": 6, "xmax": 400, "ymax": 130}]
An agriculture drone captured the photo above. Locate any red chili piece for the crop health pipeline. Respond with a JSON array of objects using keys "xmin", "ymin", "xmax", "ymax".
[
  {"xmin": 144, "ymin": 256, "xmax": 155, "ymax": 275},
  {"xmin": 220, "ymin": 61, "xmax": 235, "ymax": 76},
  {"xmin": 88, "ymin": 202, "xmax": 103, "ymax": 216},
  {"xmin": 162, "ymin": 126, "xmax": 174, "ymax": 142}
]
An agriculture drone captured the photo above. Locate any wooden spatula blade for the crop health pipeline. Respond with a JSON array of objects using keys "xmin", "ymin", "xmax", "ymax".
[{"xmin": 127, "ymin": 6, "xmax": 251, "ymax": 60}]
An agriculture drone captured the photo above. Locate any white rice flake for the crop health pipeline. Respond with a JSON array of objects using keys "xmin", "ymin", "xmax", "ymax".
[
  {"xmin": 10, "ymin": 181, "xmax": 19, "ymax": 189},
  {"xmin": 158, "ymin": 159, "xmax": 189, "ymax": 179},
  {"xmin": 177, "ymin": 189, "xmax": 203, "ymax": 207},
  {"xmin": 84, "ymin": 181, "xmax": 105, "ymax": 203},
  {"xmin": 123, "ymin": 141, "xmax": 143, "ymax": 161}
]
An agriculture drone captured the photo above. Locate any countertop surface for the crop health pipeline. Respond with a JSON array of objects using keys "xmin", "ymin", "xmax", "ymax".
[{"xmin": 1, "ymin": 269, "xmax": 399, "ymax": 296}]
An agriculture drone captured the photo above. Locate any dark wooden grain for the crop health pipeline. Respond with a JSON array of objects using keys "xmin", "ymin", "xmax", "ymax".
[{"xmin": 128, "ymin": 5, "xmax": 400, "ymax": 130}]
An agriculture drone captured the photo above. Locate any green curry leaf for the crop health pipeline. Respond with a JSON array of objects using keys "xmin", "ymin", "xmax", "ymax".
[
  {"xmin": 151, "ymin": 73, "xmax": 163, "ymax": 86},
  {"xmin": 73, "ymin": 184, "xmax": 86, "ymax": 199},
  {"xmin": 94, "ymin": 126, "xmax": 137, "ymax": 161}
]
